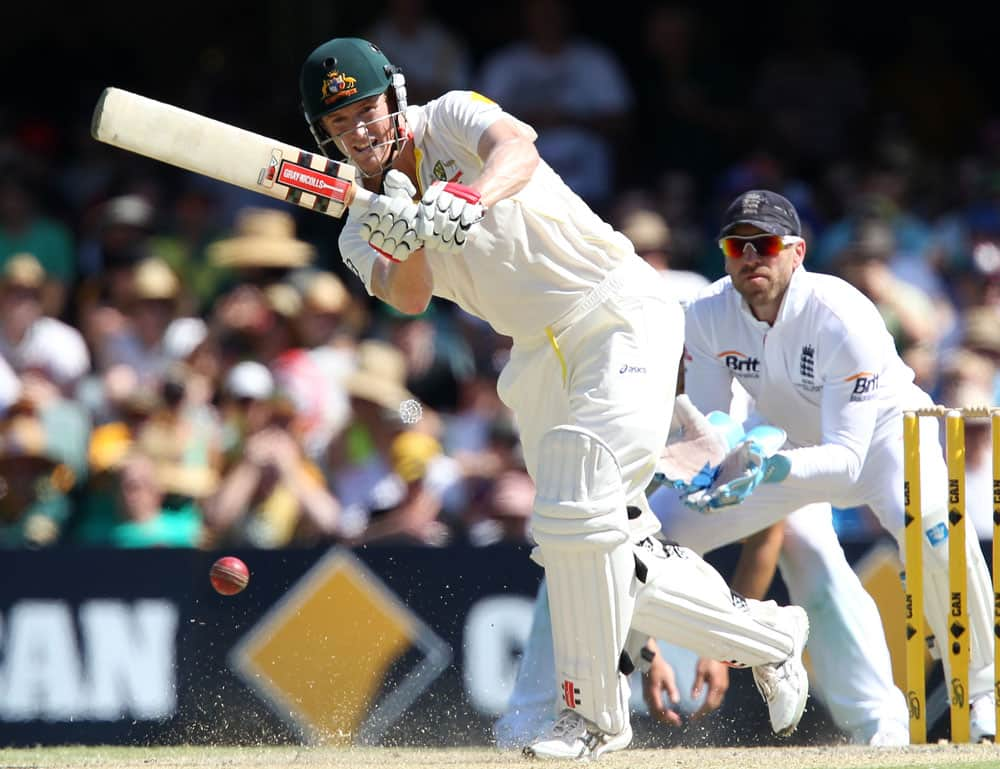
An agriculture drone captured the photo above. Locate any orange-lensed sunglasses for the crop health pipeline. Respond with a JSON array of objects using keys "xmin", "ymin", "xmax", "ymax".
[{"xmin": 718, "ymin": 234, "xmax": 803, "ymax": 259}]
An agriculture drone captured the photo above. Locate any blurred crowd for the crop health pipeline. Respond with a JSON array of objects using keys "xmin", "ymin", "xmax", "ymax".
[{"xmin": 1, "ymin": 0, "xmax": 997, "ymax": 548}]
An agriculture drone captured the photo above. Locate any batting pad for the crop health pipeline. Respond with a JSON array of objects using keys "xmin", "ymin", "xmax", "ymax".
[
  {"xmin": 531, "ymin": 425, "xmax": 634, "ymax": 736},
  {"xmin": 630, "ymin": 544, "xmax": 796, "ymax": 667}
]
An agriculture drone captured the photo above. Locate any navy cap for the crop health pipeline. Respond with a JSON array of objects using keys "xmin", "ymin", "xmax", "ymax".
[{"xmin": 717, "ymin": 190, "xmax": 802, "ymax": 239}]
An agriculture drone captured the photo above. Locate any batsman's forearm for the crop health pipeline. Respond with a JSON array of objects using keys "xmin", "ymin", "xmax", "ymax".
[
  {"xmin": 373, "ymin": 250, "xmax": 434, "ymax": 315},
  {"xmin": 472, "ymin": 136, "xmax": 538, "ymax": 206}
]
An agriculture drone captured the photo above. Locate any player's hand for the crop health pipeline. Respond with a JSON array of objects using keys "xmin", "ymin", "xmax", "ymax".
[
  {"xmin": 689, "ymin": 658, "xmax": 730, "ymax": 719},
  {"xmin": 683, "ymin": 426, "xmax": 791, "ymax": 512},
  {"xmin": 415, "ymin": 180, "xmax": 485, "ymax": 253},
  {"xmin": 642, "ymin": 651, "xmax": 682, "ymax": 726},
  {"xmin": 653, "ymin": 395, "xmax": 745, "ymax": 492},
  {"xmin": 361, "ymin": 169, "xmax": 421, "ymax": 262}
]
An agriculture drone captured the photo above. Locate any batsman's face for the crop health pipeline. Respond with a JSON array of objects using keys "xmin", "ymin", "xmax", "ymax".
[
  {"xmin": 724, "ymin": 225, "xmax": 805, "ymax": 320},
  {"xmin": 321, "ymin": 94, "xmax": 397, "ymax": 176}
]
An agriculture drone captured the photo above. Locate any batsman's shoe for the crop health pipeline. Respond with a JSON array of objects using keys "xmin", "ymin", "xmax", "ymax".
[
  {"xmin": 866, "ymin": 720, "xmax": 909, "ymax": 747},
  {"xmin": 523, "ymin": 709, "xmax": 632, "ymax": 761},
  {"xmin": 970, "ymin": 692, "xmax": 996, "ymax": 743},
  {"xmin": 752, "ymin": 606, "xmax": 810, "ymax": 737}
]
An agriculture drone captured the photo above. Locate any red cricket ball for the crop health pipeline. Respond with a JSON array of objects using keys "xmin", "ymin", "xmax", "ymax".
[{"xmin": 210, "ymin": 556, "xmax": 250, "ymax": 596}]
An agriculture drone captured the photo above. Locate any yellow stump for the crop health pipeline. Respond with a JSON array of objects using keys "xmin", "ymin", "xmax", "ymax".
[
  {"xmin": 903, "ymin": 411, "xmax": 926, "ymax": 744},
  {"xmin": 993, "ymin": 411, "xmax": 1000, "ymax": 745},
  {"xmin": 946, "ymin": 411, "xmax": 970, "ymax": 743}
]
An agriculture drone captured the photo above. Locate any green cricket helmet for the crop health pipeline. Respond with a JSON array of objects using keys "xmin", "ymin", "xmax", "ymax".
[{"xmin": 299, "ymin": 37, "xmax": 408, "ymax": 161}]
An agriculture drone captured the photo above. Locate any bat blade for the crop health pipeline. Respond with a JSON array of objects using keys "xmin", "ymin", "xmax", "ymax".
[{"xmin": 91, "ymin": 87, "xmax": 372, "ymax": 217}]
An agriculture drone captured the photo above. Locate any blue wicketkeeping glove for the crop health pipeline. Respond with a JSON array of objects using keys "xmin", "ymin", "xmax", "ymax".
[
  {"xmin": 681, "ymin": 424, "xmax": 791, "ymax": 512},
  {"xmin": 652, "ymin": 396, "xmax": 746, "ymax": 494}
]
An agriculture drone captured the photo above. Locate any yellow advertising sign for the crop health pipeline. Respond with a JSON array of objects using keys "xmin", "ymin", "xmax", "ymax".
[{"xmin": 231, "ymin": 549, "xmax": 451, "ymax": 744}]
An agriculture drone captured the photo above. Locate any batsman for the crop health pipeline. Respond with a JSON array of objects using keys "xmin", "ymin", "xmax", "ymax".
[{"xmin": 299, "ymin": 37, "xmax": 811, "ymax": 759}]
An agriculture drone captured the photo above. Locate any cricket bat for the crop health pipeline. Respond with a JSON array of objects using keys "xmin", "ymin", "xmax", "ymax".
[{"xmin": 91, "ymin": 87, "xmax": 374, "ymax": 217}]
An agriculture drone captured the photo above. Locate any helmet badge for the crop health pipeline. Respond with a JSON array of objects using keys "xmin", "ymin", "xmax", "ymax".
[{"xmin": 321, "ymin": 69, "xmax": 359, "ymax": 106}]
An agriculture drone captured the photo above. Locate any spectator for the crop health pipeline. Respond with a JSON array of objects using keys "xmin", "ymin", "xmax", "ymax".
[
  {"xmin": 462, "ymin": 411, "xmax": 534, "ymax": 546},
  {"xmin": 616, "ymin": 206, "xmax": 709, "ymax": 306},
  {"xmin": 326, "ymin": 339, "xmax": 424, "ymax": 539},
  {"xmin": 148, "ymin": 182, "xmax": 229, "ymax": 313},
  {"xmin": 632, "ymin": 5, "xmax": 744, "ymax": 183},
  {"xmin": 378, "ymin": 302, "xmax": 476, "ymax": 414},
  {"xmin": 0, "ymin": 164, "xmax": 75, "ymax": 317},
  {"xmin": 365, "ymin": 0, "xmax": 472, "ymax": 104},
  {"xmin": 161, "ymin": 316, "xmax": 222, "ymax": 410},
  {"xmin": 290, "ymin": 268, "xmax": 355, "ymax": 350},
  {"xmin": 207, "ymin": 208, "xmax": 319, "ymax": 369},
  {"xmin": 750, "ymin": 5, "xmax": 869, "ymax": 173},
  {"xmin": 0, "ymin": 355, "xmax": 19, "ymax": 413},
  {"xmin": 476, "ymin": 0, "xmax": 633, "ymax": 213},
  {"xmin": 206, "ymin": 206, "xmax": 315, "ymax": 286},
  {"xmin": 273, "ymin": 345, "xmax": 352, "ymax": 461},
  {"xmin": 75, "ymin": 448, "xmax": 204, "ymax": 549},
  {"xmin": 0, "ymin": 401, "xmax": 87, "ymax": 547},
  {"xmin": 132, "ymin": 363, "xmax": 222, "ymax": 504},
  {"xmin": 95, "ymin": 255, "xmax": 184, "ymax": 389},
  {"xmin": 351, "ymin": 429, "xmax": 457, "ymax": 547},
  {"xmin": 0, "ymin": 253, "xmax": 91, "ymax": 397},
  {"xmin": 205, "ymin": 361, "xmax": 340, "ymax": 548},
  {"xmin": 960, "ymin": 305, "xmax": 1000, "ymax": 403},
  {"xmin": 76, "ymin": 193, "xmax": 155, "ymax": 281},
  {"xmin": 832, "ymin": 217, "xmax": 944, "ymax": 355}
]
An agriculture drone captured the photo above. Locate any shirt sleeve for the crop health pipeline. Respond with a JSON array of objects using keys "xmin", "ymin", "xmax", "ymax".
[
  {"xmin": 780, "ymin": 324, "xmax": 882, "ymax": 488},
  {"xmin": 431, "ymin": 90, "xmax": 535, "ymax": 151},
  {"xmin": 681, "ymin": 303, "xmax": 735, "ymax": 414}
]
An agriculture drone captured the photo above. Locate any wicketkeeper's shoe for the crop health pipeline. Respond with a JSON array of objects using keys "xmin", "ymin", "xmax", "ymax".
[
  {"xmin": 752, "ymin": 605, "xmax": 810, "ymax": 737},
  {"xmin": 522, "ymin": 708, "xmax": 632, "ymax": 760},
  {"xmin": 970, "ymin": 692, "xmax": 996, "ymax": 743}
]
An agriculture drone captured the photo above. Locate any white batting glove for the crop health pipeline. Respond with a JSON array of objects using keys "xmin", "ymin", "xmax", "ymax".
[
  {"xmin": 416, "ymin": 180, "xmax": 485, "ymax": 253},
  {"xmin": 360, "ymin": 170, "xmax": 421, "ymax": 263}
]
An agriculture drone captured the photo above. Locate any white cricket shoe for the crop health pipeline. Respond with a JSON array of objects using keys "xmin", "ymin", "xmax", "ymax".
[
  {"xmin": 867, "ymin": 720, "xmax": 909, "ymax": 747},
  {"xmin": 970, "ymin": 692, "xmax": 996, "ymax": 743},
  {"xmin": 752, "ymin": 605, "xmax": 810, "ymax": 737},
  {"xmin": 523, "ymin": 709, "xmax": 632, "ymax": 760}
]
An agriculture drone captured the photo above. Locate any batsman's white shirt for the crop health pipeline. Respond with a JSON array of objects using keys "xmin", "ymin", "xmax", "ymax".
[{"xmin": 340, "ymin": 90, "xmax": 679, "ymax": 537}]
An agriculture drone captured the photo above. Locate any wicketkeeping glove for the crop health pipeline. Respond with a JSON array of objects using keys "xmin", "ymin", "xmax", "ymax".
[
  {"xmin": 682, "ymin": 425, "xmax": 791, "ymax": 513},
  {"xmin": 360, "ymin": 169, "xmax": 422, "ymax": 262},
  {"xmin": 652, "ymin": 395, "xmax": 745, "ymax": 493},
  {"xmin": 415, "ymin": 180, "xmax": 485, "ymax": 253}
]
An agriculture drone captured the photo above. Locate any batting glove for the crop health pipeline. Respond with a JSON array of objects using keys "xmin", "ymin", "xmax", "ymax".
[
  {"xmin": 682, "ymin": 426, "xmax": 791, "ymax": 513},
  {"xmin": 360, "ymin": 169, "xmax": 421, "ymax": 262},
  {"xmin": 416, "ymin": 180, "xmax": 485, "ymax": 253}
]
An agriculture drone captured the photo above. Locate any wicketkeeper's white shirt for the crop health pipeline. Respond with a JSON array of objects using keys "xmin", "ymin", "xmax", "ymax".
[
  {"xmin": 339, "ymin": 91, "xmax": 637, "ymax": 341},
  {"xmin": 683, "ymin": 266, "xmax": 924, "ymax": 491}
]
